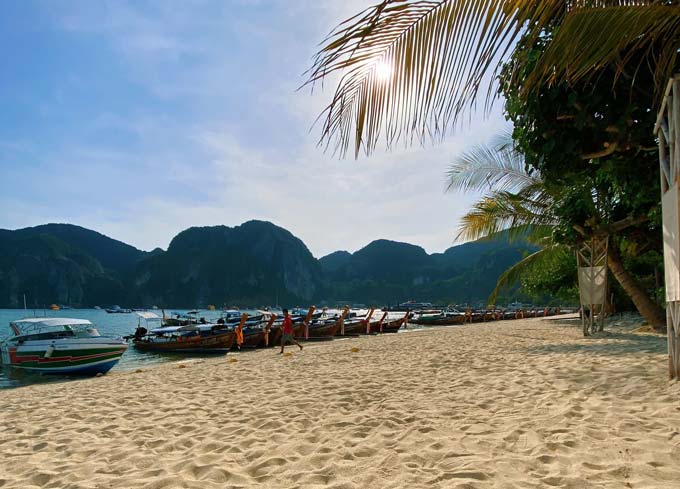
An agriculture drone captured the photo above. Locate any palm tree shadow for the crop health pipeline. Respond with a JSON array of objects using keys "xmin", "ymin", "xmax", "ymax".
[{"xmin": 524, "ymin": 319, "xmax": 666, "ymax": 356}]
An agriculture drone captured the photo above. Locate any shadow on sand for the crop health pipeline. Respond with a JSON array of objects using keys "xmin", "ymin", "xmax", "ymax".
[{"xmin": 523, "ymin": 319, "xmax": 667, "ymax": 357}]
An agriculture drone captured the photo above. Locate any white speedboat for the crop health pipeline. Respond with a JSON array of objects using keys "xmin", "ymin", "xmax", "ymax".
[{"xmin": 0, "ymin": 318, "xmax": 128, "ymax": 375}]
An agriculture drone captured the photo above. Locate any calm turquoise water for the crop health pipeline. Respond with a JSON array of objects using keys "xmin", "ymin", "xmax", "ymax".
[{"xmin": 0, "ymin": 308, "xmax": 230, "ymax": 389}]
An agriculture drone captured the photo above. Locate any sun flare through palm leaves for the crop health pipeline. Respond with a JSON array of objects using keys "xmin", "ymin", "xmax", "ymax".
[{"xmin": 307, "ymin": 0, "xmax": 680, "ymax": 158}]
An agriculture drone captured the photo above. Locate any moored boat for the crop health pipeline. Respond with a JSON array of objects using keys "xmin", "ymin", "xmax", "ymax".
[
  {"xmin": 303, "ymin": 307, "xmax": 349, "ymax": 339},
  {"xmin": 133, "ymin": 325, "xmax": 234, "ymax": 352},
  {"xmin": 1, "ymin": 318, "xmax": 128, "ymax": 375},
  {"xmin": 409, "ymin": 310, "xmax": 466, "ymax": 326},
  {"xmin": 337, "ymin": 307, "xmax": 372, "ymax": 336},
  {"xmin": 130, "ymin": 312, "xmax": 234, "ymax": 352},
  {"xmin": 106, "ymin": 305, "xmax": 132, "ymax": 314},
  {"xmin": 371, "ymin": 312, "xmax": 409, "ymax": 333},
  {"xmin": 236, "ymin": 327, "xmax": 266, "ymax": 349}
]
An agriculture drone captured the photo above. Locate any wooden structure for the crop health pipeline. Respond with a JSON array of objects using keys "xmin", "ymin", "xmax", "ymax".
[
  {"xmin": 576, "ymin": 237, "xmax": 608, "ymax": 336},
  {"xmin": 656, "ymin": 75, "xmax": 680, "ymax": 380}
]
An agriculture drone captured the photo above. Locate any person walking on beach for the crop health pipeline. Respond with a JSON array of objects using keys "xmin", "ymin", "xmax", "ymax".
[{"xmin": 280, "ymin": 308, "xmax": 303, "ymax": 354}]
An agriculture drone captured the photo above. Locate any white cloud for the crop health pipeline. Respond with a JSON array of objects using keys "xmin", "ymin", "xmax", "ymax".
[{"xmin": 1, "ymin": 0, "xmax": 512, "ymax": 258}]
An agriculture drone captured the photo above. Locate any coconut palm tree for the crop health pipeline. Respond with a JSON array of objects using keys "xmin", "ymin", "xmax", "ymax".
[
  {"xmin": 306, "ymin": 0, "xmax": 680, "ymax": 158},
  {"xmin": 448, "ymin": 133, "xmax": 566, "ymax": 304},
  {"xmin": 450, "ymin": 134, "xmax": 667, "ymax": 330}
]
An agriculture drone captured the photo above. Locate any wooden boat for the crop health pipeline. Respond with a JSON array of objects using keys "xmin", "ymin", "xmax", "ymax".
[
  {"xmin": 106, "ymin": 305, "xmax": 132, "ymax": 314},
  {"xmin": 131, "ymin": 312, "xmax": 234, "ymax": 353},
  {"xmin": 304, "ymin": 306, "xmax": 349, "ymax": 339},
  {"xmin": 237, "ymin": 327, "xmax": 266, "ymax": 349},
  {"xmin": 162, "ymin": 311, "xmax": 195, "ymax": 326},
  {"xmin": 295, "ymin": 306, "xmax": 331, "ymax": 340},
  {"xmin": 367, "ymin": 311, "xmax": 388, "ymax": 333},
  {"xmin": 133, "ymin": 324, "xmax": 234, "ymax": 352},
  {"xmin": 261, "ymin": 314, "xmax": 280, "ymax": 347},
  {"xmin": 1, "ymin": 318, "xmax": 128, "ymax": 375},
  {"xmin": 338, "ymin": 318, "xmax": 367, "ymax": 335},
  {"xmin": 410, "ymin": 310, "xmax": 466, "ymax": 326},
  {"xmin": 371, "ymin": 312, "xmax": 409, "ymax": 333},
  {"xmin": 265, "ymin": 326, "xmax": 282, "ymax": 347},
  {"xmin": 337, "ymin": 307, "xmax": 372, "ymax": 336}
]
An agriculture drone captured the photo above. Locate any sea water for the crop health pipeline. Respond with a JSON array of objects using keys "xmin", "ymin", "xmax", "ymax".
[{"xmin": 0, "ymin": 308, "xmax": 228, "ymax": 389}]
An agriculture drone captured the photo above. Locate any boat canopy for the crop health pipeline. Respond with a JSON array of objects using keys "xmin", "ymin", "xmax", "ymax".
[
  {"xmin": 136, "ymin": 312, "xmax": 161, "ymax": 320},
  {"xmin": 149, "ymin": 324, "xmax": 217, "ymax": 335},
  {"xmin": 11, "ymin": 318, "xmax": 92, "ymax": 328},
  {"xmin": 9, "ymin": 317, "xmax": 94, "ymax": 335}
]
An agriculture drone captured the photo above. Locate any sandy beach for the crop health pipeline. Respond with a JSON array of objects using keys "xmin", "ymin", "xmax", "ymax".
[{"xmin": 1, "ymin": 316, "xmax": 679, "ymax": 489}]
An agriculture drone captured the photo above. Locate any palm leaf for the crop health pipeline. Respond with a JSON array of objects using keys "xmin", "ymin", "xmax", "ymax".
[
  {"xmin": 525, "ymin": 5, "xmax": 680, "ymax": 97},
  {"xmin": 447, "ymin": 131, "xmax": 540, "ymax": 193},
  {"xmin": 456, "ymin": 191, "xmax": 557, "ymax": 242},
  {"xmin": 488, "ymin": 244, "xmax": 569, "ymax": 304},
  {"xmin": 305, "ymin": 0, "xmax": 567, "ymax": 157},
  {"xmin": 307, "ymin": 0, "xmax": 675, "ymax": 157}
]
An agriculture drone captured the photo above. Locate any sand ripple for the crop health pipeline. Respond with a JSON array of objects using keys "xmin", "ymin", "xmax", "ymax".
[{"xmin": 1, "ymin": 316, "xmax": 679, "ymax": 488}]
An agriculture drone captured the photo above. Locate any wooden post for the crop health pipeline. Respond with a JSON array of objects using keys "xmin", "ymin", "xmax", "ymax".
[
  {"xmin": 338, "ymin": 306, "xmax": 350, "ymax": 332},
  {"xmin": 364, "ymin": 308, "xmax": 375, "ymax": 334},
  {"xmin": 377, "ymin": 311, "xmax": 388, "ymax": 333},
  {"xmin": 235, "ymin": 313, "xmax": 248, "ymax": 348},
  {"xmin": 264, "ymin": 313, "xmax": 276, "ymax": 347},
  {"xmin": 303, "ymin": 306, "xmax": 316, "ymax": 340},
  {"xmin": 339, "ymin": 305, "xmax": 350, "ymax": 335}
]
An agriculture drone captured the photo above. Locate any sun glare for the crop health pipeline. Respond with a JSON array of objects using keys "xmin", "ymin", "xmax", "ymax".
[{"xmin": 375, "ymin": 62, "xmax": 392, "ymax": 81}]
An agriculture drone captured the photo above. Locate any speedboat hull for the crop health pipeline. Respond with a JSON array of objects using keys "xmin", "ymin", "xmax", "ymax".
[{"xmin": 1, "ymin": 338, "xmax": 128, "ymax": 375}]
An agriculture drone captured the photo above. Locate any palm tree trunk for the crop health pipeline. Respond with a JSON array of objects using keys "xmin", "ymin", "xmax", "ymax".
[{"xmin": 608, "ymin": 246, "xmax": 666, "ymax": 331}]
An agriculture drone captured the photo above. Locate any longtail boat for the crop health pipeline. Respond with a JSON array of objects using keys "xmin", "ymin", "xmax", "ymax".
[
  {"xmin": 339, "ymin": 318, "xmax": 366, "ymax": 335},
  {"xmin": 131, "ymin": 312, "xmax": 234, "ymax": 353},
  {"xmin": 333, "ymin": 306, "xmax": 362, "ymax": 336},
  {"xmin": 261, "ymin": 314, "xmax": 280, "ymax": 347},
  {"xmin": 306, "ymin": 306, "xmax": 349, "ymax": 339},
  {"xmin": 1, "ymin": 317, "xmax": 127, "ymax": 375},
  {"xmin": 236, "ymin": 327, "xmax": 265, "ymax": 349},
  {"xmin": 409, "ymin": 310, "xmax": 466, "ymax": 326},
  {"xmin": 368, "ymin": 311, "xmax": 389, "ymax": 334},
  {"xmin": 295, "ymin": 306, "xmax": 344, "ymax": 340},
  {"xmin": 371, "ymin": 312, "xmax": 409, "ymax": 333},
  {"xmin": 133, "ymin": 326, "xmax": 235, "ymax": 352}
]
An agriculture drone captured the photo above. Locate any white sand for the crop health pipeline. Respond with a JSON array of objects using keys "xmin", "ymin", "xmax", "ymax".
[{"xmin": 1, "ymin": 316, "xmax": 679, "ymax": 489}]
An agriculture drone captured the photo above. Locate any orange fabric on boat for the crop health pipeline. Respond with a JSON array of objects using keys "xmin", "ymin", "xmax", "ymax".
[{"xmin": 235, "ymin": 313, "xmax": 248, "ymax": 346}]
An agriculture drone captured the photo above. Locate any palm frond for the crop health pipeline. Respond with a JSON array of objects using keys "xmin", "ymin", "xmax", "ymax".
[
  {"xmin": 447, "ymin": 132, "xmax": 540, "ymax": 193},
  {"xmin": 456, "ymin": 191, "xmax": 557, "ymax": 242},
  {"xmin": 307, "ymin": 0, "xmax": 673, "ymax": 157},
  {"xmin": 488, "ymin": 243, "xmax": 568, "ymax": 304},
  {"xmin": 525, "ymin": 5, "xmax": 680, "ymax": 97},
  {"xmin": 305, "ymin": 0, "xmax": 566, "ymax": 157}
]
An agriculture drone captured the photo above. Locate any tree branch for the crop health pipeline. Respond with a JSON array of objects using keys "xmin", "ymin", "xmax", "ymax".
[{"xmin": 581, "ymin": 141, "xmax": 619, "ymax": 159}]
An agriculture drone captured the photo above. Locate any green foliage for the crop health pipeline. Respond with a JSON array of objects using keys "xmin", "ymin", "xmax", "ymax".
[
  {"xmin": 519, "ymin": 248, "xmax": 578, "ymax": 304},
  {"xmin": 500, "ymin": 30, "xmax": 665, "ymax": 316},
  {"xmin": 502, "ymin": 36, "xmax": 661, "ymax": 241}
]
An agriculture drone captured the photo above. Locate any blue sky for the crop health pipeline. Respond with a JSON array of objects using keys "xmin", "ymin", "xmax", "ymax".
[{"xmin": 0, "ymin": 0, "xmax": 507, "ymax": 257}]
